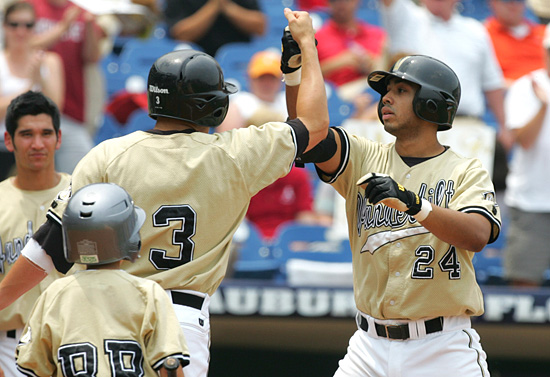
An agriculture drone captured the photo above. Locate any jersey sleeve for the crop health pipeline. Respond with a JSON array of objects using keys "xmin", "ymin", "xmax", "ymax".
[
  {"xmin": 221, "ymin": 120, "xmax": 308, "ymax": 196},
  {"xmin": 449, "ymin": 160, "xmax": 502, "ymax": 244},
  {"xmin": 16, "ymin": 293, "xmax": 56, "ymax": 376}
]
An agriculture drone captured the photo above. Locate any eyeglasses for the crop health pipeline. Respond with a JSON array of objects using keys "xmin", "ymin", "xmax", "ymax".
[{"xmin": 6, "ymin": 21, "xmax": 35, "ymax": 29}]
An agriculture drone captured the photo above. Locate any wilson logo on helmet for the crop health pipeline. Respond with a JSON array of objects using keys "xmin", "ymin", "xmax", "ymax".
[{"xmin": 149, "ymin": 85, "xmax": 169, "ymax": 94}]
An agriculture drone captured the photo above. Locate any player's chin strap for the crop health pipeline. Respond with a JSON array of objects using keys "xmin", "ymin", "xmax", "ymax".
[{"xmin": 295, "ymin": 127, "xmax": 338, "ymax": 168}]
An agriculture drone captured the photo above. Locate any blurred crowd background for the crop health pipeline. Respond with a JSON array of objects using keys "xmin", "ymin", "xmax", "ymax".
[{"xmin": 1, "ymin": 0, "xmax": 549, "ymax": 375}]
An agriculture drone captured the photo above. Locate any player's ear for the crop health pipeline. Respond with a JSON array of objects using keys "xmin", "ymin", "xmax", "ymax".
[
  {"xmin": 4, "ymin": 131, "xmax": 14, "ymax": 152},
  {"xmin": 55, "ymin": 129, "xmax": 62, "ymax": 150}
]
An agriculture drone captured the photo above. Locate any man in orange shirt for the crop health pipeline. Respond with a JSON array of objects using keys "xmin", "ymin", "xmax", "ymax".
[{"xmin": 486, "ymin": 0, "xmax": 546, "ymax": 87}]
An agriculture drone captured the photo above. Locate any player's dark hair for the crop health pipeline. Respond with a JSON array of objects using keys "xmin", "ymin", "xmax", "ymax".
[{"xmin": 5, "ymin": 91, "xmax": 61, "ymax": 139}]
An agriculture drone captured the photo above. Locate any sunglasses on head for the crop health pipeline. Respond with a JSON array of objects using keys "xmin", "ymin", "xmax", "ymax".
[{"xmin": 6, "ymin": 21, "xmax": 35, "ymax": 29}]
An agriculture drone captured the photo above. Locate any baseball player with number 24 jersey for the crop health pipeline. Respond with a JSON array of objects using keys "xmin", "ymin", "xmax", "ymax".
[{"xmin": 289, "ymin": 55, "xmax": 501, "ymax": 376}]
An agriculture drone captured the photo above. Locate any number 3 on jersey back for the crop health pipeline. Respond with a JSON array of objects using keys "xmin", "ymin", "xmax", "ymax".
[{"xmin": 150, "ymin": 205, "xmax": 196, "ymax": 269}]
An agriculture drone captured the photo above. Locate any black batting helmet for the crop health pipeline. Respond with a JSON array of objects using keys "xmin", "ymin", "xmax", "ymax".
[
  {"xmin": 147, "ymin": 49, "xmax": 237, "ymax": 127},
  {"xmin": 367, "ymin": 55, "xmax": 461, "ymax": 131}
]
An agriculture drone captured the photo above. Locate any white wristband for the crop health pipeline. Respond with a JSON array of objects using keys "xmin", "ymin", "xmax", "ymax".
[
  {"xmin": 283, "ymin": 67, "xmax": 302, "ymax": 86},
  {"xmin": 22, "ymin": 238, "xmax": 54, "ymax": 273},
  {"xmin": 413, "ymin": 199, "xmax": 432, "ymax": 222}
]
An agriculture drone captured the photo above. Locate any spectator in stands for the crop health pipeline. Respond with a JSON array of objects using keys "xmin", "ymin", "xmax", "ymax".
[
  {"xmin": 296, "ymin": 0, "xmax": 328, "ymax": 11},
  {"xmin": 29, "ymin": 0, "xmax": 105, "ymax": 174},
  {"xmin": 247, "ymin": 165, "xmax": 326, "ymax": 241},
  {"xmin": 218, "ymin": 48, "xmax": 286, "ymax": 132},
  {"xmin": 316, "ymin": 0, "xmax": 386, "ymax": 102},
  {"xmin": 0, "ymin": 1, "xmax": 64, "ymax": 181},
  {"xmin": 163, "ymin": 0, "xmax": 266, "ymax": 58},
  {"xmin": 379, "ymin": 0, "xmax": 513, "ymax": 150},
  {"xmin": 502, "ymin": 25, "xmax": 550, "ymax": 287},
  {"xmin": 486, "ymin": 0, "xmax": 546, "ymax": 88},
  {"xmin": 527, "ymin": 0, "xmax": 550, "ymax": 24}
]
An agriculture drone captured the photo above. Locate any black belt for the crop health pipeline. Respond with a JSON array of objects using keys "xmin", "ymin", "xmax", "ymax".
[
  {"xmin": 7, "ymin": 330, "xmax": 16, "ymax": 339},
  {"xmin": 359, "ymin": 316, "xmax": 443, "ymax": 340},
  {"xmin": 171, "ymin": 291, "xmax": 204, "ymax": 310}
]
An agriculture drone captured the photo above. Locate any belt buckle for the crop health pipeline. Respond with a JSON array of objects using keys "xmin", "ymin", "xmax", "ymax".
[{"xmin": 384, "ymin": 324, "xmax": 408, "ymax": 340}]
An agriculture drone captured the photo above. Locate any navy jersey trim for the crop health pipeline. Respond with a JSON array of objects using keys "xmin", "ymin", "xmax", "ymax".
[
  {"xmin": 146, "ymin": 129, "xmax": 197, "ymax": 135},
  {"xmin": 316, "ymin": 126, "xmax": 350, "ymax": 183},
  {"xmin": 460, "ymin": 206, "xmax": 502, "ymax": 244},
  {"xmin": 286, "ymin": 118, "xmax": 309, "ymax": 158}
]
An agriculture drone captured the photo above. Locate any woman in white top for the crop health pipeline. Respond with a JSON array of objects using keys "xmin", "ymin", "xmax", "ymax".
[{"xmin": 0, "ymin": 1, "xmax": 64, "ymax": 179}]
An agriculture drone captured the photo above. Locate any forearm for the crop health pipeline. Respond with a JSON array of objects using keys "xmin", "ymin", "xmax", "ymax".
[
  {"xmin": 485, "ymin": 88, "xmax": 506, "ymax": 133},
  {"xmin": 82, "ymin": 21, "xmax": 104, "ymax": 63},
  {"xmin": 296, "ymin": 40, "xmax": 329, "ymax": 150},
  {"xmin": 514, "ymin": 103, "xmax": 547, "ymax": 149},
  {"xmin": 30, "ymin": 22, "xmax": 70, "ymax": 50},
  {"xmin": 285, "ymin": 85, "xmax": 299, "ymax": 119},
  {"xmin": 170, "ymin": 1, "xmax": 219, "ymax": 42},
  {"xmin": 222, "ymin": 1, "xmax": 265, "ymax": 35},
  {"xmin": 40, "ymin": 55, "xmax": 65, "ymax": 109},
  {"xmin": 420, "ymin": 206, "xmax": 491, "ymax": 252},
  {"xmin": 0, "ymin": 255, "xmax": 47, "ymax": 311}
]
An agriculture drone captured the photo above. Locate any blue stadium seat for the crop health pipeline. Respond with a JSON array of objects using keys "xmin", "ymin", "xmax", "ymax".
[
  {"xmin": 101, "ymin": 52, "xmax": 129, "ymax": 100},
  {"xmin": 117, "ymin": 36, "xmax": 202, "ymax": 81},
  {"xmin": 125, "ymin": 109, "xmax": 155, "ymax": 133},
  {"xmin": 232, "ymin": 221, "xmax": 281, "ymax": 280},
  {"xmin": 473, "ymin": 224, "xmax": 507, "ymax": 285},
  {"xmin": 94, "ymin": 113, "xmax": 125, "ymax": 145},
  {"xmin": 271, "ymin": 223, "xmax": 352, "ymax": 279},
  {"xmin": 326, "ymin": 83, "xmax": 355, "ymax": 127}
]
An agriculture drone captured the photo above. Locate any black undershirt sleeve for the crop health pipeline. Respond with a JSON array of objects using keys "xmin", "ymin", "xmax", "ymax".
[
  {"xmin": 32, "ymin": 218, "xmax": 74, "ymax": 274},
  {"xmin": 286, "ymin": 118, "xmax": 309, "ymax": 158}
]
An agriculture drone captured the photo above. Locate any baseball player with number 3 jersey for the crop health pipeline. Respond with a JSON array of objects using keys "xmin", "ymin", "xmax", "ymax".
[
  {"xmin": 0, "ymin": 8, "xmax": 328, "ymax": 377},
  {"xmin": 288, "ymin": 55, "xmax": 501, "ymax": 376}
]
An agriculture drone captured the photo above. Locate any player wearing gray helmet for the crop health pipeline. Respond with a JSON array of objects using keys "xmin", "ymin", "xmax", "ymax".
[{"xmin": 16, "ymin": 183, "xmax": 189, "ymax": 377}]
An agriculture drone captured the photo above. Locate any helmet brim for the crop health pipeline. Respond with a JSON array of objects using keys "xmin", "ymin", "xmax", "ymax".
[
  {"xmin": 224, "ymin": 81, "xmax": 238, "ymax": 94},
  {"xmin": 134, "ymin": 205, "xmax": 146, "ymax": 231}
]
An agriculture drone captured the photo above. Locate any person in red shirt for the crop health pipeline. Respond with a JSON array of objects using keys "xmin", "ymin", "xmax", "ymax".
[
  {"xmin": 315, "ymin": 0, "xmax": 386, "ymax": 101},
  {"xmin": 486, "ymin": 0, "xmax": 546, "ymax": 87},
  {"xmin": 246, "ymin": 166, "xmax": 324, "ymax": 240},
  {"xmin": 29, "ymin": 0, "xmax": 105, "ymax": 173}
]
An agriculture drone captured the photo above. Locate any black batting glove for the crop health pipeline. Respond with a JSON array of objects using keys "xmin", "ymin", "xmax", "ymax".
[
  {"xmin": 281, "ymin": 26, "xmax": 318, "ymax": 74},
  {"xmin": 357, "ymin": 173, "xmax": 422, "ymax": 216}
]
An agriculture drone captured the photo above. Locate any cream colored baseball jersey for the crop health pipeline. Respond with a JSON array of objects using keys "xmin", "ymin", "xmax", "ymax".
[
  {"xmin": 0, "ymin": 173, "xmax": 70, "ymax": 331},
  {"xmin": 15, "ymin": 269, "xmax": 189, "ymax": 376},
  {"xmin": 46, "ymin": 123, "xmax": 302, "ymax": 295},
  {"xmin": 321, "ymin": 128, "xmax": 501, "ymax": 320}
]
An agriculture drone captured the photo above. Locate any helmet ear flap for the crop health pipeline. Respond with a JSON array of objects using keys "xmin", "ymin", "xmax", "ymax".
[
  {"xmin": 425, "ymin": 99, "xmax": 438, "ymax": 114},
  {"xmin": 147, "ymin": 50, "xmax": 237, "ymax": 127}
]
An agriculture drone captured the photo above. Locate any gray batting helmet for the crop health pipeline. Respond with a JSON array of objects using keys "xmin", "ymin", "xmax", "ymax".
[
  {"xmin": 63, "ymin": 183, "xmax": 146, "ymax": 265},
  {"xmin": 367, "ymin": 55, "xmax": 461, "ymax": 131}
]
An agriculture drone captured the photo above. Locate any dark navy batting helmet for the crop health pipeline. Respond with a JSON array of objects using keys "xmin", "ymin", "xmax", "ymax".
[
  {"xmin": 147, "ymin": 49, "xmax": 237, "ymax": 128},
  {"xmin": 63, "ymin": 183, "xmax": 146, "ymax": 265},
  {"xmin": 367, "ymin": 55, "xmax": 461, "ymax": 131}
]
